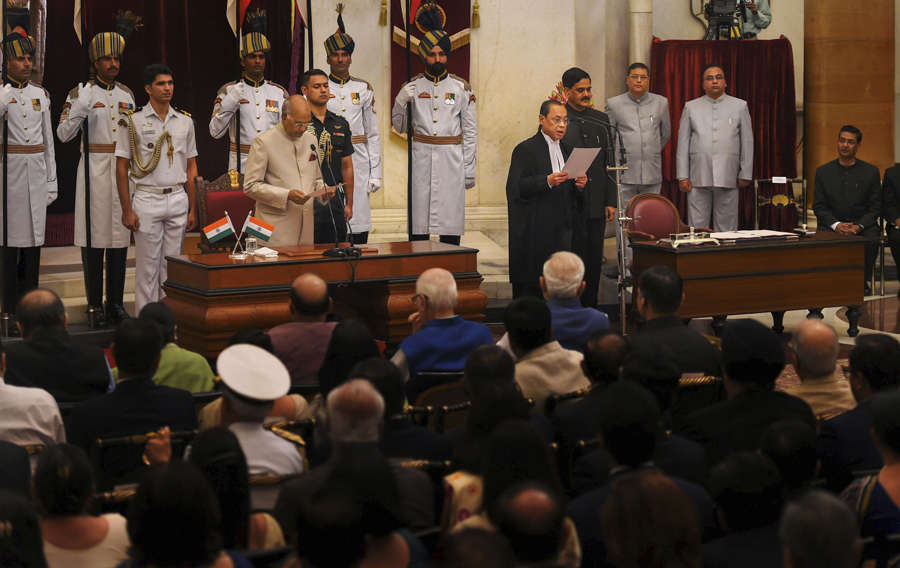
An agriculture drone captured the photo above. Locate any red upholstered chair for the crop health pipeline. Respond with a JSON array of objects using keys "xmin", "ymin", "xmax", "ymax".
[
  {"xmin": 625, "ymin": 193, "xmax": 711, "ymax": 243},
  {"xmin": 195, "ymin": 172, "xmax": 255, "ymax": 253}
]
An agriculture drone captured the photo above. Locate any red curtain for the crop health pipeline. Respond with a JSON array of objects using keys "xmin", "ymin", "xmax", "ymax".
[
  {"xmin": 44, "ymin": 0, "xmax": 294, "ymax": 244},
  {"xmin": 650, "ymin": 37, "xmax": 798, "ymax": 230}
]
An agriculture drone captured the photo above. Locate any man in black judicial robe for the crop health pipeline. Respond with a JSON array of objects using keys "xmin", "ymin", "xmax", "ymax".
[
  {"xmin": 561, "ymin": 67, "xmax": 617, "ymax": 307},
  {"xmin": 506, "ymin": 100, "xmax": 586, "ymax": 299}
]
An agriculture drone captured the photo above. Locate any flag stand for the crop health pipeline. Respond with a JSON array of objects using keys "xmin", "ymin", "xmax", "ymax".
[{"xmin": 226, "ymin": 210, "xmax": 248, "ymax": 259}]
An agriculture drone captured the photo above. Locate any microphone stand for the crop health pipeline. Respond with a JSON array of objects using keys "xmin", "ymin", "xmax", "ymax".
[
  {"xmin": 316, "ymin": 143, "xmax": 361, "ymax": 258},
  {"xmin": 606, "ymin": 124, "xmax": 630, "ymax": 335}
]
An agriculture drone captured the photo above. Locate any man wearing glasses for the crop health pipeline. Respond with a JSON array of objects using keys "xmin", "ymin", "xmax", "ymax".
[
  {"xmin": 606, "ymin": 62, "xmax": 671, "ymax": 271},
  {"xmin": 676, "ymin": 64, "xmax": 753, "ymax": 232},
  {"xmin": 243, "ymin": 94, "xmax": 335, "ymax": 246}
]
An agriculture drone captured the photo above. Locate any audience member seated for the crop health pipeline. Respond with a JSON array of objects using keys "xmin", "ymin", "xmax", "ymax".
[
  {"xmin": 436, "ymin": 528, "xmax": 516, "ymax": 568},
  {"xmin": 352, "ymin": 357, "xmax": 452, "ymax": 461},
  {"xmin": 0, "ymin": 490, "xmax": 48, "ymax": 568},
  {"xmin": 506, "ymin": 297, "xmax": 589, "ymax": 413},
  {"xmin": 215, "ymin": 344, "xmax": 305, "ymax": 502},
  {"xmin": 391, "ymin": 268, "xmax": 493, "ymax": 401},
  {"xmin": 538, "ymin": 251, "xmax": 610, "ymax": 352},
  {"xmin": 841, "ymin": 389, "xmax": 900, "ymax": 538},
  {"xmin": 679, "ymin": 319, "xmax": 815, "ymax": 467},
  {"xmin": 452, "ymin": 421, "xmax": 581, "ymax": 567},
  {"xmin": 820, "ymin": 333, "xmax": 900, "ymax": 491},
  {"xmin": 122, "ymin": 461, "xmax": 249, "ymax": 568},
  {"xmin": 703, "ymin": 452, "xmax": 785, "ymax": 568},
  {"xmin": 189, "ymin": 427, "xmax": 286, "ymax": 552},
  {"xmin": 602, "ymin": 470, "xmax": 702, "ymax": 568},
  {"xmin": 4, "ymin": 288, "xmax": 110, "ymax": 403},
  {"xmin": 274, "ymin": 379, "xmax": 435, "ymax": 543},
  {"xmin": 34, "ymin": 444, "xmax": 129, "ymax": 568},
  {"xmin": 317, "ymin": 319, "xmax": 381, "ymax": 399},
  {"xmin": 783, "ymin": 320, "xmax": 855, "ymax": 421},
  {"xmin": 760, "ymin": 420, "xmax": 819, "ymax": 499},
  {"xmin": 66, "ymin": 319, "xmax": 197, "ymax": 489},
  {"xmin": 268, "ymin": 273, "xmax": 337, "ymax": 385},
  {"xmin": 493, "ymin": 482, "xmax": 571, "ymax": 568},
  {"xmin": 568, "ymin": 382, "xmax": 715, "ymax": 567},
  {"xmin": 780, "ymin": 490, "xmax": 860, "ymax": 568},
  {"xmin": 136, "ymin": 302, "xmax": 215, "ymax": 393},
  {"xmin": 0, "ymin": 441, "xmax": 29, "ymax": 496},
  {"xmin": 632, "ymin": 265, "xmax": 721, "ymax": 377}
]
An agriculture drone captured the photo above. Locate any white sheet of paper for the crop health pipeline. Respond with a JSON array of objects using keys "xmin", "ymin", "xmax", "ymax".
[{"xmin": 562, "ymin": 148, "xmax": 602, "ymax": 178}]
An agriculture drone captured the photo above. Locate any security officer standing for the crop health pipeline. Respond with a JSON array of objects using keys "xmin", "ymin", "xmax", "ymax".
[
  {"xmin": 58, "ymin": 31, "xmax": 135, "ymax": 327},
  {"xmin": 0, "ymin": 33, "xmax": 57, "ymax": 332},
  {"xmin": 115, "ymin": 63, "xmax": 198, "ymax": 315},
  {"xmin": 209, "ymin": 16, "xmax": 287, "ymax": 171},
  {"xmin": 561, "ymin": 66, "xmax": 616, "ymax": 308},
  {"xmin": 301, "ymin": 68, "xmax": 354, "ymax": 244},
  {"xmin": 325, "ymin": 9, "xmax": 381, "ymax": 245}
]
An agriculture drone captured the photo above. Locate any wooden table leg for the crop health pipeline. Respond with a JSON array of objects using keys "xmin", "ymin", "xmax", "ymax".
[
  {"xmin": 807, "ymin": 308, "xmax": 824, "ymax": 320},
  {"xmin": 711, "ymin": 315, "xmax": 728, "ymax": 336},
  {"xmin": 771, "ymin": 311, "xmax": 785, "ymax": 334},
  {"xmin": 846, "ymin": 306, "xmax": 861, "ymax": 337}
]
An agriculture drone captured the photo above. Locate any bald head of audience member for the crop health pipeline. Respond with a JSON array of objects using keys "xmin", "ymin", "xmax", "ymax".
[
  {"xmin": 636, "ymin": 264, "xmax": 684, "ymax": 321},
  {"xmin": 16, "ymin": 288, "xmax": 67, "ymax": 338},
  {"xmin": 780, "ymin": 490, "xmax": 860, "ymax": 568},
  {"xmin": 414, "ymin": 268, "xmax": 458, "ymax": 321},
  {"xmin": 437, "ymin": 528, "xmax": 515, "ymax": 568},
  {"xmin": 326, "ymin": 379, "xmax": 385, "ymax": 444},
  {"xmin": 582, "ymin": 330, "xmax": 628, "ymax": 386},
  {"xmin": 790, "ymin": 320, "xmax": 839, "ymax": 382},
  {"xmin": 493, "ymin": 482, "xmax": 565, "ymax": 565},
  {"xmin": 289, "ymin": 273, "xmax": 331, "ymax": 322},
  {"xmin": 463, "ymin": 345, "xmax": 516, "ymax": 396},
  {"xmin": 281, "ymin": 94, "xmax": 312, "ymax": 139},
  {"xmin": 540, "ymin": 251, "xmax": 586, "ymax": 301}
]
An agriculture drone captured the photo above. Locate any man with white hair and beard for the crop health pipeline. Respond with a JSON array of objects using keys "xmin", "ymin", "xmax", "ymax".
[{"xmin": 391, "ymin": 267, "xmax": 493, "ymax": 401}]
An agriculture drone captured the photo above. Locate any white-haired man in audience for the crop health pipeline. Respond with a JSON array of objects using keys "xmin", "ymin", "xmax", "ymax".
[
  {"xmin": 783, "ymin": 319, "xmax": 856, "ymax": 421},
  {"xmin": 391, "ymin": 267, "xmax": 493, "ymax": 402},
  {"xmin": 539, "ymin": 251, "xmax": 609, "ymax": 351}
]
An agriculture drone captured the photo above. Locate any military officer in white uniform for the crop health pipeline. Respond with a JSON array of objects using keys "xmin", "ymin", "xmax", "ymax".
[
  {"xmin": 324, "ymin": 14, "xmax": 381, "ymax": 245},
  {"xmin": 116, "ymin": 63, "xmax": 198, "ymax": 315},
  {"xmin": 209, "ymin": 31, "xmax": 287, "ymax": 171},
  {"xmin": 606, "ymin": 62, "xmax": 670, "ymax": 269},
  {"xmin": 0, "ymin": 33, "xmax": 57, "ymax": 326},
  {"xmin": 676, "ymin": 64, "xmax": 753, "ymax": 232},
  {"xmin": 58, "ymin": 31, "xmax": 135, "ymax": 327},
  {"xmin": 391, "ymin": 6, "xmax": 477, "ymax": 245}
]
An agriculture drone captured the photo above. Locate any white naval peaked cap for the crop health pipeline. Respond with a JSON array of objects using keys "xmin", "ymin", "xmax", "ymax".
[{"xmin": 216, "ymin": 344, "xmax": 290, "ymax": 401}]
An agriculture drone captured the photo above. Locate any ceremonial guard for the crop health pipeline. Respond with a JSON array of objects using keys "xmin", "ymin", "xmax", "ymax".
[
  {"xmin": 58, "ymin": 23, "xmax": 137, "ymax": 327},
  {"xmin": 0, "ymin": 33, "xmax": 57, "ymax": 330},
  {"xmin": 116, "ymin": 64, "xmax": 198, "ymax": 315},
  {"xmin": 325, "ymin": 7, "xmax": 381, "ymax": 244},
  {"xmin": 209, "ymin": 10, "xmax": 287, "ymax": 171},
  {"xmin": 391, "ymin": 3, "xmax": 477, "ymax": 245}
]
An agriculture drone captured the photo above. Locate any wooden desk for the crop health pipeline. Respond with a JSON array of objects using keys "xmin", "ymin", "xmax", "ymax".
[
  {"xmin": 163, "ymin": 241, "xmax": 488, "ymax": 357},
  {"xmin": 631, "ymin": 233, "xmax": 865, "ymax": 335}
]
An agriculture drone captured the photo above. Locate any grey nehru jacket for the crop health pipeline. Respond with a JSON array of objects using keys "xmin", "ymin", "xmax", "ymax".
[
  {"xmin": 606, "ymin": 92, "xmax": 670, "ymax": 185},
  {"xmin": 676, "ymin": 94, "xmax": 753, "ymax": 189}
]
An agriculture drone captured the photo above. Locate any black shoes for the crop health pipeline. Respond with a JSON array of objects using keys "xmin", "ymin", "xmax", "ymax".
[
  {"xmin": 86, "ymin": 305, "xmax": 107, "ymax": 330},
  {"xmin": 105, "ymin": 303, "xmax": 131, "ymax": 326}
]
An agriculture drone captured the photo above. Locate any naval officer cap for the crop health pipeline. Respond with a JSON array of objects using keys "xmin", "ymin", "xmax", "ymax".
[{"xmin": 217, "ymin": 343, "xmax": 290, "ymax": 402}]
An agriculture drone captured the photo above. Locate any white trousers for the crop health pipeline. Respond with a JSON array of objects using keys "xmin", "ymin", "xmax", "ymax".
[
  {"xmin": 132, "ymin": 189, "xmax": 188, "ymax": 314},
  {"xmin": 619, "ymin": 183, "xmax": 661, "ymax": 271},
  {"xmin": 687, "ymin": 186, "xmax": 739, "ymax": 232}
]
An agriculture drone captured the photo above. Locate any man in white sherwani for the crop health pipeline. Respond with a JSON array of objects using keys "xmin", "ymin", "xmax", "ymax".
[
  {"xmin": 325, "ymin": 15, "xmax": 381, "ymax": 245},
  {"xmin": 58, "ymin": 31, "xmax": 135, "ymax": 327},
  {"xmin": 209, "ymin": 30, "xmax": 288, "ymax": 171},
  {"xmin": 676, "ymin": 64, "xmax": 753, "ymax": 231},
  {"xmin": 0, "ymin": 33, "xmax": 57, "ymax": 329},
  {"xmin": 391, "ymin": 9, "xmax": 477, "ymax": 246}
]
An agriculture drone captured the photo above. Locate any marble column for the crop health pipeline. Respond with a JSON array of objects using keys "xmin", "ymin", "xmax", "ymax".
[{"xmin": 629, "ymin": 0, "xmax": 653, "ymax": 65}]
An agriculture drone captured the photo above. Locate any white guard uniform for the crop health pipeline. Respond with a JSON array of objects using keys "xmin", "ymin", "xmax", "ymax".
[
  {"xmin": 115, "ymin": 105, "xmax": 197, "ymax": 313},
  {"xmin": 327, "ymin": 74, "xmax": 381, "ymax": 234},
  {"xmin": 57, "ymin": 79, "xmax": 135, "ymax": 248},
  {"xmin": 0, "ymin": 80, "xmax": 57, "ymax": 247},
  {"xmin": 391, "ymin": 72, "xmax": 477, "ymax": 236},
  {"xmin": 209, "ymin": 78, "xmax": 287, "ymax": 171}
]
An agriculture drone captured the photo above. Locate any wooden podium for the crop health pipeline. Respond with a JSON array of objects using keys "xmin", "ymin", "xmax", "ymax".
[{"xmin": 162, "ymin": 241, "xmax": 488, "ymax": 358}]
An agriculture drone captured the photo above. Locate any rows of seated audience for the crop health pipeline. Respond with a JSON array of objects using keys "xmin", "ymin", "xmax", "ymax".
[{"xmin": 1, "ymin": 252, "xmax": 899, "ymax": 567}]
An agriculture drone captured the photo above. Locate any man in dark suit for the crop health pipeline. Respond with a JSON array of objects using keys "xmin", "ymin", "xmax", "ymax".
[
  {"xmin": 679, "ymin": 319, "xmax": 816, "ymax": 468},
  {"xmin": 66, "ymin": 319, "xmax": 197, "ymax": 489},
  {"xmin": 819, "ymin": 333, "xmax": 900, "ymax": 491},
  {"xmin": 506, "ymin": 99, "xmax": 586, "ymax": 299},
  {"xmin": 4, "ymin": 289, "xmax": 110, "ymax": 403},
  {"xmin": 813, "ymin": 124, "xmax": 881, "ymax": 294},
  {"xmin": 882, "ymin": 163, "xmax": 900, "ymax": 294}
]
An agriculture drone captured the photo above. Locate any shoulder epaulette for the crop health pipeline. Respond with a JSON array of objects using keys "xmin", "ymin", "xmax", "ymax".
[
  {"xmin": 269, "ymin": 81, "xmax": 289, "ymax": 98},
  {"xmin": 350, "ymin": 76, "xmax": 373, "ymax": 90},
  {"xmin": 216, "ymin": 80, "xmax": 237, "ymax": 97},
  {"xmin": 67, "ymin": 84, "xmax": 80, "ymax": 99},
  {"xmin": 449, "ymin": 74, "xmax": 472, "ymax": 91},
  {"xmin": 176, "ymin": 107, "xmax": 192, "ymax": 117},
  {"xmin": 409, "ymin": 73, "xmax": 424, "ymax": 82},
  {"xmin": 116, "ymin": 82, "xmax": 134, "ymax": 99},
  {"xmin": 29, "ymin": 81, "xmax": 50, "ymax": 98}
]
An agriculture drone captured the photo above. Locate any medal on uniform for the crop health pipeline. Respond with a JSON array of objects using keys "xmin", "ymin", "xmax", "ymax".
[
  {"xmin": 118, "ymin": 101, "xmax": 134, "ymax": 113},
  {"xmin": 444, "ymin": 93, "xmax": 456, "ymax": 105},
  {"xmin": 351, "ymin": 93, "xmax": 360, "ymax": 105},
  {"xmin": 265, "ymin": 99, "xmax": 279, "ymax": 113},
  {"xmin": 31, "ymin": 98, "xmax": 40, "ymax": 110},
  {"xmin": 92, "ymin": 102, "xmax": 105, "ymax": 108}
]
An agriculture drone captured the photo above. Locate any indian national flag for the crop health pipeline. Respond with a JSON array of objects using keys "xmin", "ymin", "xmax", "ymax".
[
  {"xmin": 243, "ymin": 214, "xmax": 274, "ymax": 242},
  {"xmin": 203, "ymin": 216, "xmax": 235, "ymax": 243}
]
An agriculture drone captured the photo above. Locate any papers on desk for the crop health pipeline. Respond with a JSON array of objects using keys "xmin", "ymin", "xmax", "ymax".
[
  {"xmin": 251, "ymin": 246, "xmax": 279, "ymax": 257},
  {"xmin": 710, "ymin": 229, "xmax": 799, "ymax": 243},
  {"xmin": 562, "ymin": 148, "xmax": 602, "ymax": 178}
]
